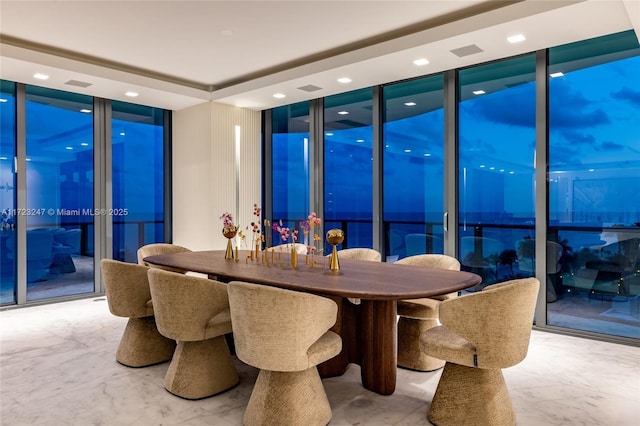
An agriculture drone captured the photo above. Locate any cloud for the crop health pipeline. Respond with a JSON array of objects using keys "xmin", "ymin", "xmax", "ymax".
[
  {"xmin": 548, "ymin": 81, "xmax": 611, "ymax": 128},
  {"xmin": 596, "ymin": 141, "xmax": 625, "ymax": 151},
  {"xmin": 611, "ymin": 87, "xmax": 640, "ymax": 107},
  {"xmin": 464, "ymin": 85, "xmax": 535, "ymax": 128}
]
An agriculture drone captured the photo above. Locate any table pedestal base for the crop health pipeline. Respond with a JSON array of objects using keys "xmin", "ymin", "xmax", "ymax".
[{"xmin": 318, "ymin": 297, "xmax": 397, "ymax": 395}]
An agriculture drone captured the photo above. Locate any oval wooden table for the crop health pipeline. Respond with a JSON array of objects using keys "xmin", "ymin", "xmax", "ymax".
[{"xmin": 144, "ymin": 249, "xmax": 481, "ymax": 395}]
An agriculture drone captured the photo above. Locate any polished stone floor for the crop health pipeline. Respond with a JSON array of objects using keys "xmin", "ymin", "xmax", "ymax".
[{"xmin": 1, "ymin": 297, "xmax": 639, "ymax": 426}]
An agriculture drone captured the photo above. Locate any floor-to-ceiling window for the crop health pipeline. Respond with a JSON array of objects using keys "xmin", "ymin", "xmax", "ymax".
[
  {"xmin": 0, "ymin": 82, "xmax": 16, "ymax": 304},
  {"xmin": 0, "ymin": 82, "xmax": 171, "ymax": 306},
  {"xmin": 383, "ymin": 75, "xmax": 445, "ymax": 260},
  {"xmin": 25, "ymin": 86, "xmax": 94, "ymax": 301},
  {"xmin": 111, "ymin": 101, "xmax": 166, "ymax": 262},
  {"xmin": 270, "ymin": 102, "xmax": 310, "ymax": 247},
  {"xmin": 457, "ymin": 55, "xmax": 537, "ymax": 288},
  {"xmin": 547, "ymin": 31, "xmax": 640, "ymax": 339},
  {"xmin": 264, "ymin": 30, "xmax": 639, "ymax": 343},
  {"xmin": 324, "ymin": 89, "xmax": 373, "ymax": 251}
]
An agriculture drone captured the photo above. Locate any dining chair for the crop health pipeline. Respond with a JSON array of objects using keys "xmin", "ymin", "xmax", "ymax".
[
  {"xmin": 137, "ymin": 243, "xmax": 192, "ymax": 273},
  {"xmin": 227, "ymin": 280, "xmax": 342, "ymax": 426},
  {"xmin": 395, "ymin": 254, "xmax": 461, "ymax": 371},
  {"xmin": 271, "ymin": 242, "xmax": 309, "ymax": 254},
  {"xmin": 147, "ymin": 268, "xmax": 239, "ymax": 399},
  {"xmin": 100, "ymin": 259, "xmax": 175, "ymax": 367},
  {"xmin": 420, "ymin": 277, "xmax": 540, "ymax": 426}
]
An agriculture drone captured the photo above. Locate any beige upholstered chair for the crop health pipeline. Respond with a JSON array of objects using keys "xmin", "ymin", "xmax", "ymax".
[
  {"xmin": 146, "ymin": 268, "xmax": 239, "ymax": 399},
  {"xmin": 337, "ymin": 247, "xmax": 382, "ymax": 262},
  {"xmin": 228, "ymin": 281, "xmax": 342, "ymax": 426},
  {"xmin": 420, "ymin": 277, "xmax": 540, "ymax": 426},
  {"xmin": 100, "ymin": 259, "xmax": 175, "ymax": 367},
  {"xmin": 395, "ymin": 254, "xmax": 461, "ymax": 371},
  {"xmin": 337, "ymin": 248, "xmax": 382, "ymax": 304},
  {"xmin": 271, "ymin": 242, "xmax": 309, "ymax": 254},
  {"xmin": 137, "ymin": 243, "xmax": 192, "ymax": 273}
]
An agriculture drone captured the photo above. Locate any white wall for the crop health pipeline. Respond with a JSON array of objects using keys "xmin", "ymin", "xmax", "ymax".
[{"xmin": 172, "ymin": 101, "xmax": 261, "ymax": 251}]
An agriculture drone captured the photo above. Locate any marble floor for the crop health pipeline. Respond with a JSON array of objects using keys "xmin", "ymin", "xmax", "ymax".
[{"xmin": 1, "ymin": 298, "xmax": 639, "ymax": 426}]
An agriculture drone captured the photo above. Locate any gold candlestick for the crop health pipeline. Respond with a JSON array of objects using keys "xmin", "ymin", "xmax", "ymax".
[
  {"xmin": 326, "ymin": 229, "xmax": 344, "ymax": 271},
  {"xmin": 291, "ymin": 248, "xmax": 298, "ymax": 268}
]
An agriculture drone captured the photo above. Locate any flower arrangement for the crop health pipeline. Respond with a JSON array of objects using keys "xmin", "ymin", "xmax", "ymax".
[
  {"xmin": 249, "ymin": 203, "xmax": 264, "ymax": 249},
  {"xmin": 307, "ymin": 212, "xmax": 322, "ymax": 255},
  {"xmin": 220, "ymin": 212, "xmax": 237, "ymax": 237},
  {"xmin": 219, "ymin": 212, "xmax": 237, "ymax": 259}
]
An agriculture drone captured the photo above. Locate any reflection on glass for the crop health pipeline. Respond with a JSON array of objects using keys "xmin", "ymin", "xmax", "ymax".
[
  {"xmin": 25, "ymin": 86, "xmax": 94, "ymax": 301},
  {"xmin": 548, "ymin": 30, "xmax": 640, "ymax": 338},
  {"xmin": 112, "ymin": 101, "xmax": 165, "ymax": 262},
  {"xmin": 324, "ymin": 89, "xmax": 373, "ymax": 252},
  {"xmin": 0, "ymin": 81, "xmax": 16, "ymax": 304},
  {"xmin": 383, "ymin": 75, "xmax": 444, "ymax": 260},
  {"xmin": 458, "ymin": 54, "xmax": 536, "ymax": 287},
  {"xmin": 271, "ymin": 102, "xmax": 310, "ymax": 247}
]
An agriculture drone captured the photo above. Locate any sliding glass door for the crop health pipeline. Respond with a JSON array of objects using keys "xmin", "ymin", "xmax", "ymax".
[
  {"xmin": 547, "ymin": 32, "xmax": 640, "ymax": 338},
  {"xmin": 458, "ymin": 55, "xmax": 537, "ymax": 289},
  {"xmin": 0, "ymin": 82, "xmax": 17, "ymax": 304},
  {"xmin": 383, "ymin": 75, "xmax": 445, "ymax": 260},
  {"xmin": 324, "ymin": 89, "xmax": 373, "ymax": 251},
  {"xmin": 24, "ymin": 86, "xmax": 95, "ymax": 301}
]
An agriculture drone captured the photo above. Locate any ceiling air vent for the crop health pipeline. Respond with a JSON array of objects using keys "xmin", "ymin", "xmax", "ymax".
[
  {"xmin": 450, "ymin": 44, "xmax": 484, "ymax": 57},
  {"xmin": 65, "ymin": 79, "xmax": 93, "ymax": 88},
  {"xmin": 297, "ymin": 84, "xmax": 322, "ymax": 92}
]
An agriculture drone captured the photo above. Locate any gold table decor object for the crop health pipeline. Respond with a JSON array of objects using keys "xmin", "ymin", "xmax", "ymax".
[
  {"xmin": 223, "ymin": 227, "xmax": 237, "ymax": 259},
  {"xmin": 326, "ymin": 229, "xmax": 344, "ymax": 271}
]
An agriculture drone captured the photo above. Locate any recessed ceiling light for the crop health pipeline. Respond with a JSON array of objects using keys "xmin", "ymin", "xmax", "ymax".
[
  {"xmin": 0, "ymin": 156, "xmax": 7, "ymax": 160},
  {"xmin": 325, "ymin": 132, "xmax": 334, "ymax": 136},
  {"xmin": 473, "ymin": 90, "xmax": 486, "ymax": 95},
  {"xmin": 0, "ymin": 99, "xmax": 7, "ymax": 103},
  {"xmin": 424, "ymin": 153, "xmax": 431, "ymax": 157},
  {"xmin": 80, "ymin": 142, "xmax": 89, "ymax": 146},
  {"xmin": 480, "ymin": 165, "xmax": 485, "ymax": 168},
  {"xmin": 338, "ymin": 111, "xmax": 349, "ymax": 115},
  {"xmin": 273, "ymin": 93, "xmax": 286, "ymax": 99},
  {"xmin": 404, "ymin": 102, "xmax": 416, "ymax": 106},
  {"xmin": 550, "ymin": 72, "xmax": 564, "ymax": 78},
  {"xmin": 65, "ymin": 146, "xmax": 73, "ymax": 150},
  {"xmin": 80, "ymin": 109, "xmax": 92, "ymax": 113},
  {"xmin": 33, "ymin": 73, "xmax": 49, "ymax": 80},
  {"xmin": 489, "ymin": 167, "xmax": 495, "ymax": 170},
  {"xmin": 509, "ymin": 171, "xmax": 515, "ymax": 174},
  {"xmin": 120, "ymin": 132, "xmax": 126, "ymax": 136},
  {"xmin": 507, "ymin": 34, "xmax": 526, "ymax": 44},
  {"xmin": 404, "ymin": 149, "xmax": 412, "ymax": 153},
  {"xmin": 125, "ymin": 91, "xmax": 138, "ymax": 97},
  {"xmin": 26, "ymin": 158, "xmax": 31, "ymax": 162},
  {"xmin": 337, "ymin": 77, "xmax": 352, "ymax": 84},
  {"xmin": 356, "ymin": 139, "xmax": 364, "ymax": 143},
  {"xmin": 413, "ymin": 58, "xmax": 429, "ymax": 66}
]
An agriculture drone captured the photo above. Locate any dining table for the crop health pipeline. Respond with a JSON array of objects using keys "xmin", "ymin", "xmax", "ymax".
[{"xmin": 143, "ymin": 249, "xmax": 482, "ymax": 395}]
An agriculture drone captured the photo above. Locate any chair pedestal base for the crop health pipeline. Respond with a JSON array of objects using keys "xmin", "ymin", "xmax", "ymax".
[
  {"xmin": 164, "ymin": 336, "xmax": 239, "ymax": 400},
  {"xmin": 116, "ymin": 316, "xmax": 175, "ymax": 368},
  {"xmin": 428, "ymin": 363, "xmax": 515, "ymax": 426},
  {"xmin": 245, "ymin": 367, "xmax": 331, "ymax": 426},
  {"xmin": 397, "ymin": 317, "xmax": 445, "ymax": 371}
]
